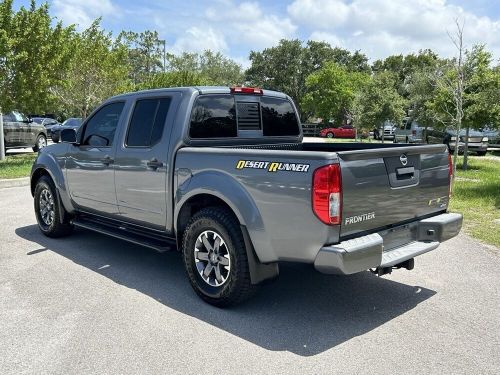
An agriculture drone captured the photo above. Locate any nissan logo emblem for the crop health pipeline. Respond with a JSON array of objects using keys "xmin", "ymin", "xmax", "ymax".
[{"xmin": 400, "ymin": 154, "xmax": 408, "ymax": 166}]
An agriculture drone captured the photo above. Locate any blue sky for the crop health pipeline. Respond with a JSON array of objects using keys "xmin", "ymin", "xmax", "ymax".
[{"xmin": 13, "ymin": 0, "xmax": 500, "ymax": 66}]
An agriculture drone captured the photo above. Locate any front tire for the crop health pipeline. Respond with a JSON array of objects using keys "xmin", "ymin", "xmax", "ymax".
[
  {"xmin": 326, "ymin": 132, "xmax": 334, "ymax": 138},
  {"xmin": 182, "ymin": 207, "xmax": 256, "ymax": 307},
  {"xmin": 33, "ymin": 134, "xmax": 47, "ymax": 152},
  {"xmin": 34, "ymin": 176, "xmax": 73, "ymax": 238}
]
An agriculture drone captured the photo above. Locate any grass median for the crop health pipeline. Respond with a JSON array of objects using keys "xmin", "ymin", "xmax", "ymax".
[
  {"xmin": 450, "ymin": 155, "xmax": 500, "ymax": 248},
  {"xmin": 0, "ymin": 153, "xmax": 37, "ymax": 179}
]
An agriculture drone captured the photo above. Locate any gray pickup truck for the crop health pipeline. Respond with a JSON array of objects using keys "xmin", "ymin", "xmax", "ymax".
[{"xmin": 30, "ymin": 86, "xmax": 462, "ymax": 306}]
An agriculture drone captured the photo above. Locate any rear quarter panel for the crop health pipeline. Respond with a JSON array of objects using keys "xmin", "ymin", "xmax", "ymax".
[{"xmin": 175, "ymin": 147, "xmax": 340, "ymax": 263}]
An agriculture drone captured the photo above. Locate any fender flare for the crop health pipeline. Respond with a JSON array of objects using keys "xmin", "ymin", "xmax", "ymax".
[{"xmin": 31, "ymin": 153, "xmax": 75, "ymax": 214}]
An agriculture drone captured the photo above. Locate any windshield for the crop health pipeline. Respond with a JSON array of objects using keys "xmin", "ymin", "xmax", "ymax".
[{"xmin": 62, "ymin": 118, "xmax": 83, "ymax": 127}]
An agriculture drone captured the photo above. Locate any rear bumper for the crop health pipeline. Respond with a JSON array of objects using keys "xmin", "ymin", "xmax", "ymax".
[
  {"xmin": 449, "ymin": 142, "xmax": 488, "ymax": 152},
  {"xmin": 314, "ymin": 212, "xmax": 462, "ymax": 274}
]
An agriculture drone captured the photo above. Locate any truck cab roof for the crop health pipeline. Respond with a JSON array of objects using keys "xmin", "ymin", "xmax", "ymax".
[{"xmin": 108, "ymin": 86, "xmax": 290, "ymax": 101}]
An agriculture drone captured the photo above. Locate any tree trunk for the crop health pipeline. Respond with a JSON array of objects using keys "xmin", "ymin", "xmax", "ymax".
[{"xmin": 462, "ymin": 126, "xmax": 470, "ymax": 170}]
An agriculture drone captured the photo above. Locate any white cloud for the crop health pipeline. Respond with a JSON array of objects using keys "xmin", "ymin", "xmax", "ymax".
[
  {"xmin": 53, "ymin": 0, "xmax": 117, "ymax": 29},
  {"xmin": 205, "ymin": 1, "xmax": 297, "ymax": 49},
  {"xmin": 288, "ymin": 0, "xmax": 500, "ymax": 60},
  {"xmin": 169, "ymin": 27, "xmax": 228, "ymax": 54},
  {"xmin": 309, "ymin": 31, "xmax": 344, "ymax": 48},
  {"xmin": 288, "ymin": 0, "xmax": 350, "ymax": 28}
]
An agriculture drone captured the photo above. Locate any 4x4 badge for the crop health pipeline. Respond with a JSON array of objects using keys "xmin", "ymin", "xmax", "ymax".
[{"xmin": 400, "ymin": 154, "xmax": 408, "ymax": 166}]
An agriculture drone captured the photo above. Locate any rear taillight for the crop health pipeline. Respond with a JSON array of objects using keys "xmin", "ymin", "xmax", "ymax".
[
  {"xmin": 230, "ymin": 87, "xmax": 263, "ymax": 94},
  {"xmin": 312, "ymin": 164, "xmax": 342, "ymax": 225},
  {"xmin": 448, "ymin": 152, "xmax": 453, "ymax": 197}
]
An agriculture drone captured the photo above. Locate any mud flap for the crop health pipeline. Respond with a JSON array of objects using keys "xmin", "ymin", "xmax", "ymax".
[{"xmin": 240, "ymin": 225, "xmax": 279, "ymax": 284}]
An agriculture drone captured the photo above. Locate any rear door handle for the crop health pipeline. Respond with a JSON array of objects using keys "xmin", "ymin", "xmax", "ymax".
[
  {"xmin": 147, "ymin": 158, "xmax": 163, "ymax": 170},
  {"xmin": 101, "ymin": 155, "xmax": 114, "ymax": 166}
]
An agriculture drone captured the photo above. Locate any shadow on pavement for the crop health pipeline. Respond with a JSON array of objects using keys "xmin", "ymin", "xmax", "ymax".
[{"xmin": 16, "ymin": 224, "xmax": 436, "ymax": 356}]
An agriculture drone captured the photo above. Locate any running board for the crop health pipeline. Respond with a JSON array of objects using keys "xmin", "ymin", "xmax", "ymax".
[{"xmin": 71, "ymin": 217, "xmax": 176, "ymax": 253}]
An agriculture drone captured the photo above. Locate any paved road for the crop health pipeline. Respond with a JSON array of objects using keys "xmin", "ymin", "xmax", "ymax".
[{"xmin": 1, "ymin": 186, "xmax": 499, "ymax": 374}]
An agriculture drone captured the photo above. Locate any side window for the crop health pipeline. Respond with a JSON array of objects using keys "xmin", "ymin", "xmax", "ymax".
[
  {"xmin": 81, "ymin": 102, "xmax": 124, "ymax": 147},
  {"xmin": 190, "ymin": 95, "xmax": 237, "ymax": 138},
  {"xmin": 126, "ymin": 98, "xmax": 171, "ymax": 147},
  {"xmin": 405, "ymin": 121, "xmax": 412, "ymax": 130},
  {"xmin": 2, "ymin": 113, "xmax": 15, "ymax": 122},
  {"xmin": 261, "ymin": 97, "xmax": 300, "ymax": 136}
]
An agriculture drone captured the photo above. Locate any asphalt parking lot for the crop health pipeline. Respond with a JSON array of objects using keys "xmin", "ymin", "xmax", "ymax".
[{"xmin": 1, "ymin": 186, "xmax": 499, "ymax": 374}]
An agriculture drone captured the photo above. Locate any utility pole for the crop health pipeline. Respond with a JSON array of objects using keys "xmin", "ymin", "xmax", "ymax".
[{"xmin": 0, "ymin": 107, "xmax": 5, "ymax": 160}]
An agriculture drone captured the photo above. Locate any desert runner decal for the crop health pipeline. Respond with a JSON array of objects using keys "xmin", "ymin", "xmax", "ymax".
[{"xmin": 236, "ymin": 160, "xmax": 310, "ymax": 173}]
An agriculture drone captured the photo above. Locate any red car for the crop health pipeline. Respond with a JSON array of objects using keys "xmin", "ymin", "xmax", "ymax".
[{"xmin": 320, "ymin": 125, "xmax": 356, "ymax": 139}]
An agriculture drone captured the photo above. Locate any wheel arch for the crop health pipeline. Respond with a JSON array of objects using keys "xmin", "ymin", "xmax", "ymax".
[
  {"xmin": 31, "ymin": 154, "xmax": 75, "ymax": 214},
  {"xmin": 174, "ymin": 170, "xmax": 276, "ymax": 263}
]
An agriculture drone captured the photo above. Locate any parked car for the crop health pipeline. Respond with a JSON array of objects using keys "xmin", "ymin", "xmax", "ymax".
[
  {"xmin": 31, "ymin": 86, "xmax": 462, "ymax": 306},
  {"xmin": 32, "ymin": 117, "xmax": 61, "ymax": 139},
  {"xmin": 373, "ymin": 121, "xmax": 396, "ymax": 140},
  {"xmin": 1, "ymin": 111, "xmax": 48, "ymax": 153},
  {"xmin": 394, "ymin": 119, "xmax": 427, "ymax": 143},
  {"xmin": 426, "ymin": 128, "xmax": 488, "ymax": 155},
  {"xmin": 51, "ymin": 117, "xmax": 83, "ymax": 142},
  {"xmin": 320, "ymin": 125, "xmax": 356, "ymax": 139},
  {"xmin": 480, "ymin": 127, "xmax": 499, "ymax": 146}
]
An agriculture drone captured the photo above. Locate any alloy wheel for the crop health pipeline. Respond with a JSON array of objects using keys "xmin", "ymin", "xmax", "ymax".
[
  {"xmin": 39, "ymin": 188, "xmax": 55, "ymax": 226},
  {"xmin": 194, "ymin": 230, "xmax": 231, "ymax": 287}
]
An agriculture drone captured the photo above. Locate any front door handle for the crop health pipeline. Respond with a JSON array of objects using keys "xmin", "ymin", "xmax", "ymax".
[
  {"xmin": 147, "ymin": 158, "xmax": 163, "ymax": 170},
  {"xmin": 101, "ymin": 155, "xmax": 114, "ymax": 166}
]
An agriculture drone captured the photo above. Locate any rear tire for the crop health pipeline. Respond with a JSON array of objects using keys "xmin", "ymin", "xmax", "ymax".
[
  {"xmin": 476, "ymin": 151, "xmax": 487, "ymax": 156},
  {"xmin": 34, "ymin": 176, "xmax": 73, "ymax": 238},
  {"xmin": 32, "ymin": 134, "xmax": 47, "ymax": 152},
  {"xmin": 326, "ymin": 132, "xmax": 334, "ymax": 138},
  {"xmin": 182, "ymin": 207, "xmax": 257, "ymax": 307}
]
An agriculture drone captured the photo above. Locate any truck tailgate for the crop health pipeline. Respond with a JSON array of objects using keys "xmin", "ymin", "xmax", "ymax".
[{"xmin": 338, "ymin": 144, "xmax": 450, "ymax": 238}]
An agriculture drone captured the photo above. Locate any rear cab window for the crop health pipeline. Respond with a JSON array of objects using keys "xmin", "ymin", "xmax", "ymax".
[{"xmin": 189, "ymin": 94, "xmax": 300, "ymax": 139}]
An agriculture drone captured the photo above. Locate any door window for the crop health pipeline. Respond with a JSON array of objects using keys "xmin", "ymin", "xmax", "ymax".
[
  {"xmin": 126, "ymin": 98, "xmax": 171, "ymax": 147},
  {"xmin": 81, "ymin": 102, "xmax": 124, "ymax": 147}
]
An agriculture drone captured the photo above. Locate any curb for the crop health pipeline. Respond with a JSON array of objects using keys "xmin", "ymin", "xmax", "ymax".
[{"xmin": 0, "ymin": 177, "xmax": 30, "ymax": 189}]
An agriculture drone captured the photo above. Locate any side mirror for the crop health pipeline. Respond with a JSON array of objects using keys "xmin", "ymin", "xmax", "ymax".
[{"xmin": 61, "ymin": 128, "xmax": 79, "ymax": 144}]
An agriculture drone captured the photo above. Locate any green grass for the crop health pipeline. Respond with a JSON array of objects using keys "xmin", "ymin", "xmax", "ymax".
[
  {"xmin": 0, "ymin": 153, "xmax": 37, "ymax": 179},
  {"xmin": 450, "ymin": 155, "xmax": 500, "ymax": 247}
]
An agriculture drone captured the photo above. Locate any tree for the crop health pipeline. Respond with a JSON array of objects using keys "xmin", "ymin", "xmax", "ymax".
[
  {"xmin": 301, "ymin": 62, "xmax": 366, "ymax": 125},
  {"xmin": 353, "ymin": 72, "xmax": 407, "ymax": 138},
  {"xmin": 246, "ymin": 39, "xmax": 369, "ymax": 120},
  {"xmin": 0, "ymin": 0, "xmax": 74, "ymax": 114},
  {"xmin": 117, "ymin": 30, "xmax": 164, "ymax": 86},
  {"xmin": 167, "ymin": 50, "xmax": 243, "ymax": 86},
  {"xmin": 138, "ymin": 70, "xmax": 211, "ymax": 89},
  {"xmin": 50, "ymin": 20, "xmax": 130, "ymax": 118}
]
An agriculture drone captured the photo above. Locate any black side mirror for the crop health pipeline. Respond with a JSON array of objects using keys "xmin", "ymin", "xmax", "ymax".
[{"xmin": 61, "ymin": 128, "xmax": 79, "ymax": 144}]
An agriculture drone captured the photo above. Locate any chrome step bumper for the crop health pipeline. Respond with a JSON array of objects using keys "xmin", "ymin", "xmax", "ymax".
[{"xmin": 314, "ymin": 212, "xmax": 462, "ymax": 275}]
